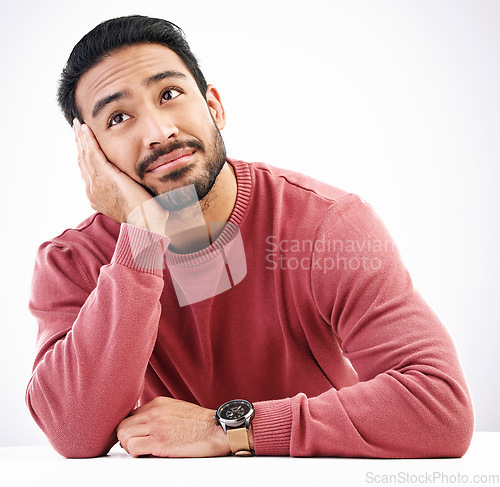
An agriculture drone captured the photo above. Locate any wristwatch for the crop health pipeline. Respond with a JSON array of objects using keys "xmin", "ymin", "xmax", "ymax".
[{"xmin": 215, "ymin": 399, "xmax": 255, "ymax": 456}]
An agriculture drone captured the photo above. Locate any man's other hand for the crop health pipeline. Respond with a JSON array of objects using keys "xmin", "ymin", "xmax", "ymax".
[
  {"xmin": 73, "ymin": 119, "xmax": 168, "ymax": 233},
  {"xmin": 117, "ymin": 397, "xmax": 231, "ymax": 458}
]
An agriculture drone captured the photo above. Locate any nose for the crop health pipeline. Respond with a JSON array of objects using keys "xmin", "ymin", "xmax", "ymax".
[{"xmin": 141, "ymin": 109, "xmax": 179, "ymax": 148}]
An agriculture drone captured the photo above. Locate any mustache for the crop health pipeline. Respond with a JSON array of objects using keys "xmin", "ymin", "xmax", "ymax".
[{"xmin": 137, "ymin": 139, "xmax": 205, "ymax": 179}]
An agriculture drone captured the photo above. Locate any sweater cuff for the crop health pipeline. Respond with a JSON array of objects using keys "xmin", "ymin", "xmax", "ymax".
[
  {"xmin": 111, "ymin": 223, "xmax": 170, "ymax": 276},
  {"xmin": 253, "ymin": 398, "xmax": 292, "ymax": 456}
]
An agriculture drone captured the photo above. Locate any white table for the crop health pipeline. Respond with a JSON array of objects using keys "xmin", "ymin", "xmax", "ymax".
[{"xmin": 1, "ymin": 432, "xmax": 498, "ymax": 487}]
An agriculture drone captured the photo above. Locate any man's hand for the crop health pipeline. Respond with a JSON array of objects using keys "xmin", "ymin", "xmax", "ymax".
[
  {"xmin": 73, "ymin": 119, "xmax": 168, "ymax": 233},
  {"xmin": 117, "ymin": 397, "xmax": 231, "ymax": 458}
]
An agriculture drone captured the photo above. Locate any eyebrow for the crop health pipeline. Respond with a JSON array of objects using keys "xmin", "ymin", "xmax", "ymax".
[
  {"xmin": 144, "ymin": 70, "xmax": 187, "ymax": 86},
  {"xmin": 91, "ymin": 70, "xmax": 188, "ymax": 119},
  {"xmin": 92, "ymin": 91, "xmax": 130, "ymax": 119}
]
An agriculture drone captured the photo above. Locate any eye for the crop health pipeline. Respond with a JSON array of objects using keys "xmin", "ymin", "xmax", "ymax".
[
  {"xmin": 161, "ymin": 88, "xmax": 182, "ymax": 103},
  {"xmin": 107, "ymin": 112, "xmax": 131, "ymax": 127}
]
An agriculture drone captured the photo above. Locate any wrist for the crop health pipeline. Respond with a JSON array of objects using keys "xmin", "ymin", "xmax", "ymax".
[
  {"xmin": 214, "ymin": 399, "xmax": 255, "ymax": 456},
  {"xmin": 127, "ymin": 202, "xmax": 169, "ymax": 236},
  {"xmin": 127, "ymin": 214, "xmax": 167, "ymax": 236}
]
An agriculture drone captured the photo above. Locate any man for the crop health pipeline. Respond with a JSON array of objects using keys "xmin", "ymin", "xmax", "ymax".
[{"xmin": 26, "ymin": 15, "xmax": 474, "ymax": 458}]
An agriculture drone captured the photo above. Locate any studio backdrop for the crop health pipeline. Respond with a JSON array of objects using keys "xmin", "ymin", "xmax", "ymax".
[{"xmin": 0, "ymin": 0, "xmax": 498, "ymax": 447}]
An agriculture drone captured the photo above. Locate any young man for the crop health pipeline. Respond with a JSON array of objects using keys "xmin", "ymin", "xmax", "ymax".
[{"xmin": 26, "ymin": 15, "xmax": 474, "ymax": 458}]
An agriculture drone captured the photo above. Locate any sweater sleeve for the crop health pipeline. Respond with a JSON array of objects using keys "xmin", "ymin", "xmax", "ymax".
[
  {"xmin": 252, "ymin": 194, "xmax": 474, "ymax": 458},
  {"xmin": 26, "ymin": 223, "xmax": 169, "ymax": 458}
]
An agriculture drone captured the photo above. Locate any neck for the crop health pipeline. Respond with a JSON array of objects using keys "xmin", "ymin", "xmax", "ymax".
[{"xmin": 165, "ymin": 162, "xmax": 237, "ymax": 253}]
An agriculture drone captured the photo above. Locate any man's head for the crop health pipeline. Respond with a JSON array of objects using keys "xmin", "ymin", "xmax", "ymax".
[
  {"xmin": 58, "ymin": 15, "xmax": 227, "ymax": 210},
  {"xmin": 58, "ymin": 15, "xmax": 208, "ymax": 126}
]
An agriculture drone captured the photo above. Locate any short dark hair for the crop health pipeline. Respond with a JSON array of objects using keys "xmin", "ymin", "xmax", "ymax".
[{"xmin": 57, "ymin": 15, "xmax": 208, "ymax": 125}]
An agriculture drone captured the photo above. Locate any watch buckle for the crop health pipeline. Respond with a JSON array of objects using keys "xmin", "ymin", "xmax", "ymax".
[{"xmin": 234, "ymin": 449, "xmax": 254, "ymax": 457}]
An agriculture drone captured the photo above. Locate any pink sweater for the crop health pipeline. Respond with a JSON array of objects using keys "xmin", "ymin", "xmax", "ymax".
[{"xmin": 26, "ymin": 158, "xmax": 474, "ymax": 458}]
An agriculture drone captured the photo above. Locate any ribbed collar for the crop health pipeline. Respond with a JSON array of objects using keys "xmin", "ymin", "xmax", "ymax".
[{"xmin": 164, "ymin": 158, "xmax": 252, "ymax": 267}]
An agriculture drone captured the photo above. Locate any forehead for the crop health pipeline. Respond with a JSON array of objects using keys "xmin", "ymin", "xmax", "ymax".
[{"xmin": 75, "ymin": 43, "xmax": 195, "ymax": 119}]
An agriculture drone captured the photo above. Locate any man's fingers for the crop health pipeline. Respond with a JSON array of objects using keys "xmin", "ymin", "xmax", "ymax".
[
  {"xmin": 117, "ymin": 423, "xmax": 151, "ymax": 453},
  {"xmin": 118, "ymin": 412, "xmax": 145, "ymax": 430},
  {"xmin": 129, "ymin": 396, "xmax": 165, "ymax": 416},
  {"xmin": 71, "ymin": 118, "xmax": 157, "ymax": 225},
  {"xmin": 73, "ymin": 121, "xmax": 93, "ymax": 193},
  {"xmin": 126, "ymin": 436, "xmax": 155, "ymax": 458},
  {"xmin": 74, "ymin": 118, "xmax": 109, "ymax": 177},
  {"xmin": 73, "ymin": 119, "xmax": 87, "ymax": 156},
  {"xmin": 80, "ymin": 122, "xmax": 117, "ymax": 175}
]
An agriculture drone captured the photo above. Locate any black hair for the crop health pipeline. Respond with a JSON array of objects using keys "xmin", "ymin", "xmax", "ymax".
[{"xmin": 57, "ymin": 15, "xmax": 208, "ymax": 125}]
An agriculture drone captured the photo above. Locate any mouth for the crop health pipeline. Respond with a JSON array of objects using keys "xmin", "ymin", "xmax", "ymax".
[{"xmin": 145, "ymin": 148, "xmax": 197, "ymax": 174}]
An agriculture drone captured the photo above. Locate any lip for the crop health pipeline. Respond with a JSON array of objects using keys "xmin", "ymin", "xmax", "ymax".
[{"xmin": 146, "ymin": 148, "xmax": 197, "ymax": 173}]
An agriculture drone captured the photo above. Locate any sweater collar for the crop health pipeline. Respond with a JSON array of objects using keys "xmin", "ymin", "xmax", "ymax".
[{"xmin": 164, "ymin": 157, "xmax": 252, "ymax": 267}]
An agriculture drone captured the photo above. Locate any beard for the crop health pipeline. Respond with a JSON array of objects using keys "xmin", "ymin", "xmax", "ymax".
[{"xmin": 137, "ymin": 124, "xmax": 227, "ymax": 211}]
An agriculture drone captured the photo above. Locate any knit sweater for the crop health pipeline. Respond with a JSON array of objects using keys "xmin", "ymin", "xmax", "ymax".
[{"xmin": 26, "ymin": 158, "xmax": 474, "ymax": 458}]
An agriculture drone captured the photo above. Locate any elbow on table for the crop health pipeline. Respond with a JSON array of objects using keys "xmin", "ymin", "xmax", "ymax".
[
  {"xmin": 27, "ymin": 400, "xmax": 116, "ymax": 458},
  {"xmin": 447, "ymin": 403, "xmax": 475, "ymax": 457},
  {"xmin": 50, "ymin": 436, "xmax": 115, "ymax": 459},
  {"xmin": 423, "ymin": 394, "xmax": 475, "ymax": 458}
]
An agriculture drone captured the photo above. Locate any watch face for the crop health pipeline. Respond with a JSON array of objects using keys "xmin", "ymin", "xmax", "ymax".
[{"xmin": 219, "ymin": 400, "xmax": 252, "ymax": 421}]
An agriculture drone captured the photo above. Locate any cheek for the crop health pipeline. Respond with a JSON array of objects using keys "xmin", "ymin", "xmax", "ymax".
[
  {"xmin": 177, "ymin": 101, "xmax": 215, "ymax": 137},
  {"xmin": 189, "ymin": 113, "xmax": 216, "ymax": 142}
]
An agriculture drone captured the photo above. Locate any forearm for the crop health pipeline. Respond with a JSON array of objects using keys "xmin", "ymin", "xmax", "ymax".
[
  {"xmin": 252, "ymin": 359, "xmax": 473, "ymax": 458},
  {"xmin": 26, "ymin": 225, "xmax": 168, "ymax": 458}
]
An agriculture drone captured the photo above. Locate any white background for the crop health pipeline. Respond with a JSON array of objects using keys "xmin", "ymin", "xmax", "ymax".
[{"xmin": 0, "ymin": 0, "xmax": 498, "ymax": 447}]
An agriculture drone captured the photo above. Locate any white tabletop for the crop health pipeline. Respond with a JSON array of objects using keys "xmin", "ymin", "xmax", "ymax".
[{"xmin": 1, "ymin": 432, "xmax": 498, "ymax": 487}]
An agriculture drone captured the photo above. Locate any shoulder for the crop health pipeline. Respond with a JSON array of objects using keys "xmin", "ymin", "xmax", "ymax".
[
  {"xmin": 229, "ymin": 158, "xmax": 355, "ymax": 229},
  {"xmin": 243, "ymin": 159, "xmax": 349, "ymax": 204},
  {"xmin": 34, "ymin": 213, "xmax": 120, "ymax": 288},
  {"xmin": 39, "ymin": 212, "xmax": 120, "ymax": 255},
  {"xmin": 230, "ymin": 158, "xmax": 375, "ymax": 229}
]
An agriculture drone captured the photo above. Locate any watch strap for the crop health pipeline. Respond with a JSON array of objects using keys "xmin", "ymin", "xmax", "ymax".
[{"xmin": 227, "ymin": 427, "xmax": 253, "ymax": 456}]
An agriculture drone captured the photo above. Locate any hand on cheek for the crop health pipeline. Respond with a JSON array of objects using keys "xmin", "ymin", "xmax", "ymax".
[{"xmin": 73, "ymin": 119, "xmax": 168, "ymax": 233}]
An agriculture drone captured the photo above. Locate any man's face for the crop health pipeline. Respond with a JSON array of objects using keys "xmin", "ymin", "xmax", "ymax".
[{"xmin": 75, "ymin": 43, "xmax": 227, "ymax": 209}]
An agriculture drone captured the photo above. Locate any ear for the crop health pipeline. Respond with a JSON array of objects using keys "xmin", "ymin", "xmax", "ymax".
[{"xmin": 206, "ymin": 84, "xmax": 226, "ymax": 130}]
